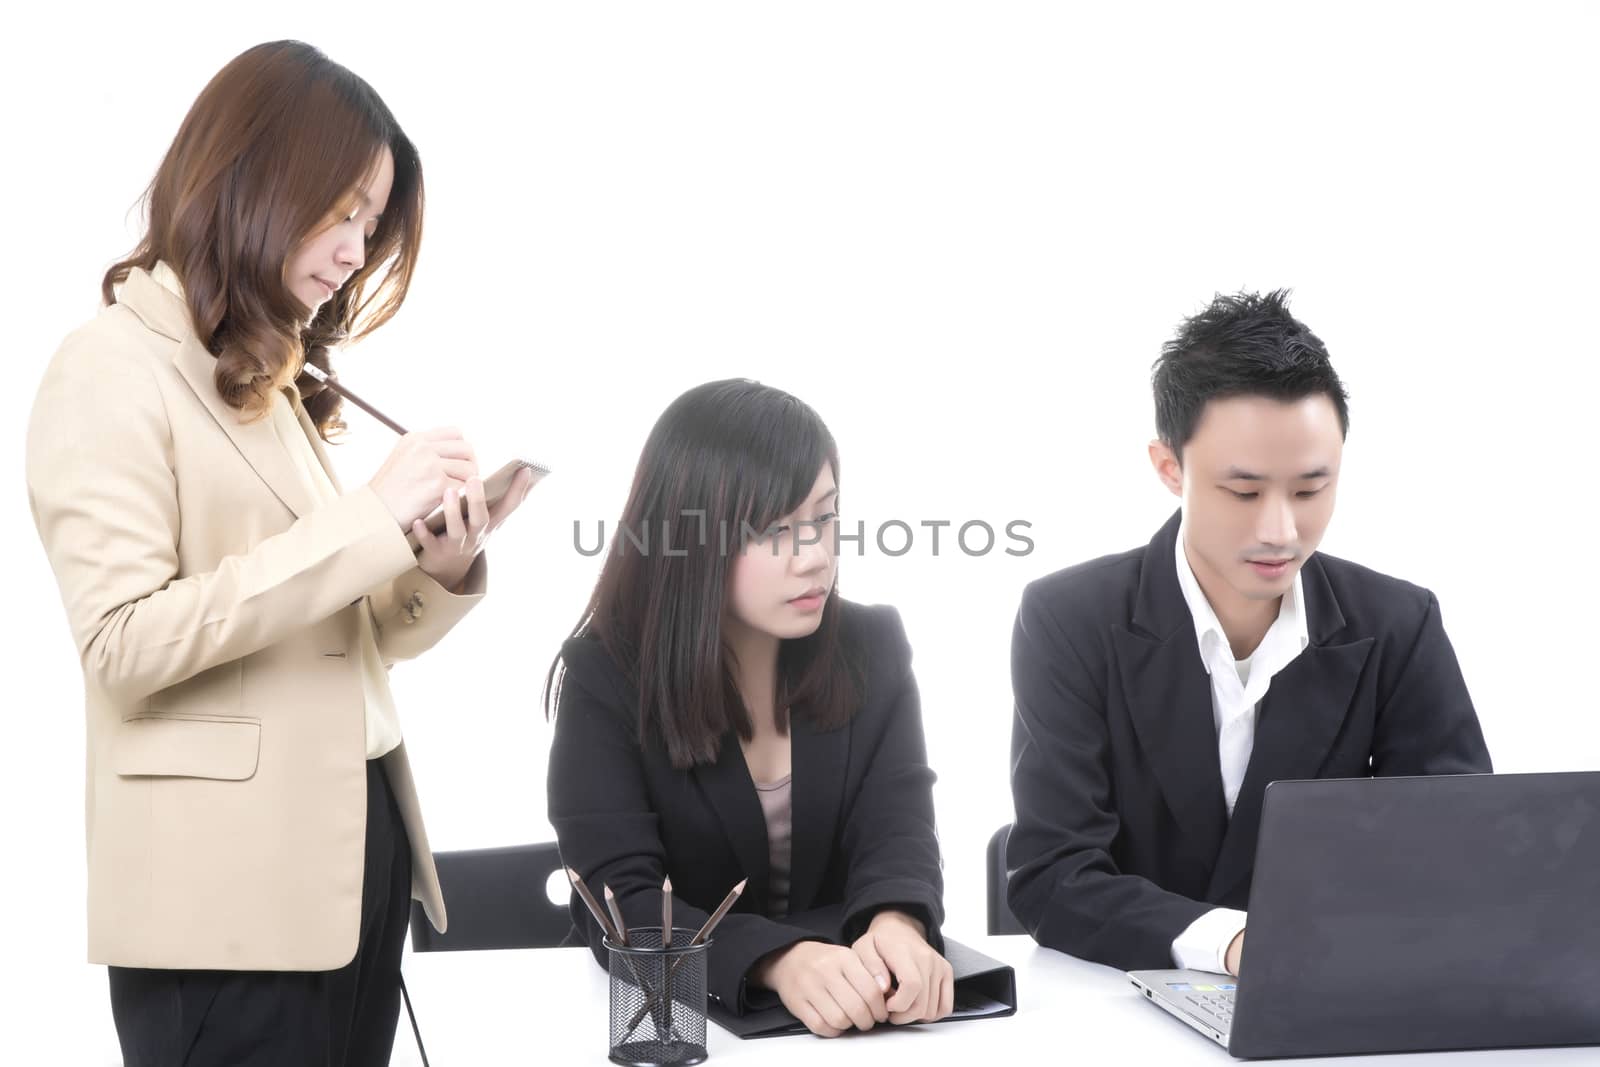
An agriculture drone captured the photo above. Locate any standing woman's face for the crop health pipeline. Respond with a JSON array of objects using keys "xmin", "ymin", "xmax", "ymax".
[{"xmin": 284, "ymin": 145, "xmax": 395, "ymax": 316}]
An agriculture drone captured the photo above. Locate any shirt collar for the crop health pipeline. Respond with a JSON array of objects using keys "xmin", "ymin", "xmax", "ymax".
[{"xmin": 1175, "ymin": 517, "xmax": 1309, "ymax": 673}]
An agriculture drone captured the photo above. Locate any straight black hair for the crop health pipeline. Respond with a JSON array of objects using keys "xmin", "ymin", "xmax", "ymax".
[{"xmin": 544, "ymin": 379, "xmax": 860, "ymax": 769}]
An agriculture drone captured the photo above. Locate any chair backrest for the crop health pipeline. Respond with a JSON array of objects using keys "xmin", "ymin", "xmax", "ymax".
[
  {"xmin": 986, "ymin": 823, "xmax": 1027, "ymax": 936},
  {"xmin": 410, "ymin": 842, "xmax": 576, "ymax": 951}
]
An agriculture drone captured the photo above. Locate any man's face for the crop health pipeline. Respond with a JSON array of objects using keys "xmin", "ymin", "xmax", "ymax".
[{"xmin": 1152, "ymin": 394, "xmax": 1344, "ymax": 608}]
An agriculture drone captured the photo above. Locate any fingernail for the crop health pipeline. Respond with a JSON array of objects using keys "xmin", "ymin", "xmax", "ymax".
[{"xmin": 877, "ymin": 975, "xmax": 889, "ymax": 991}]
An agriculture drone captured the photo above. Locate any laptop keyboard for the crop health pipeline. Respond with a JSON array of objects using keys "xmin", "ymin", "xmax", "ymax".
[{"xmin": 1184, "ymin": 988, "xmax": 1235, "ymax": 1028}]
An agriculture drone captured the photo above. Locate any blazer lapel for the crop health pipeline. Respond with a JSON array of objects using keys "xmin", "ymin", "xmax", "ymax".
[
  {"xmin": 1116, "ymin": 511, "xmax": 1229, "ymax": 869},
  {"xmin": 1206, "ymin": 558, "xmax": 1374, "ymax": 903},
  {"xmin": 1116, "ymin": 628, "xmax": 1230, "ymax": 868},
  {"xmin": 295, "ymin": 395, "xmax": 345, "ymax": 492},
  {"xmin": 787, "ymin": 712, "xmax": 849, "ymax": 914},
  {"xmin": 116, "ymin": 265, "xmax": 318, "ymax": 520},
  {"xmin": 171, "ymin": 334, "xmax": 318, "ymax": 518},
  {"xmin": 691, "ymin": 733, "xmax": 773, "ymax": 912},
  {"xmin": 169, "ymin": 330, "xmax": 318, "ymax": 521}
]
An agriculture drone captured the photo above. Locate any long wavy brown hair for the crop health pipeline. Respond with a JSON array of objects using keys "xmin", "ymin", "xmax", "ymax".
[{"xmin": 103, "ymin": 40, "xmax": 424, "ymax": 439}]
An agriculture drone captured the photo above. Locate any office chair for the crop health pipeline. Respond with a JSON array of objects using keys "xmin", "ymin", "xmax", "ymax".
[
  {"xmin": 986, "ymin": 823, "xmax": 1027, "ymax": 936},
  {"xmin": 409, "ymin": 842, "xmax": 577, "ymax": 951}
]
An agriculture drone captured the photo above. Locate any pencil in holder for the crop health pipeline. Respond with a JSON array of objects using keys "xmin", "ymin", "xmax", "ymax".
[{"xmin": 605, "ymin": 927, "xmax": 710, "ymax": 1066}]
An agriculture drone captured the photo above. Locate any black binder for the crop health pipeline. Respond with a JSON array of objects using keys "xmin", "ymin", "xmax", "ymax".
[{"xmin": 708, "ymin": 937, "xmax": 1017, "ymax": 1038}]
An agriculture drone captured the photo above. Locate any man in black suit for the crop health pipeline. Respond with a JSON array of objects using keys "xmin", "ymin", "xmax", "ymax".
[{"xmin": 1005, "ymin": 290, "xmax": 1491, "ymax": 976}]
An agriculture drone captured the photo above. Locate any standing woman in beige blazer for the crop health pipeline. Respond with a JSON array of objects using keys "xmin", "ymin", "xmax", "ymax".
[{"xmin": 25, "ymin": 40, "xmax": 532, "ymax": 1066}]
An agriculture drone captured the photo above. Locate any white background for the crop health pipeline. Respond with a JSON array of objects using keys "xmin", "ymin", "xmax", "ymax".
[{"xmin": 3, "ymin": 2, "xmax": 1597, "ymax": 1061}]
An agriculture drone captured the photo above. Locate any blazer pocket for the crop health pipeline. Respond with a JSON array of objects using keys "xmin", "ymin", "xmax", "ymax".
[{"xmin": 112, "ymin": 716, "xmax": 261, "ymax": 781}]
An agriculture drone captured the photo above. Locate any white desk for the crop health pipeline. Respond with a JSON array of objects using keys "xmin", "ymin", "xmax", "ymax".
[{"xmin": 390, "ymin": 934, "xmax": 1597, "ymax": 1065}]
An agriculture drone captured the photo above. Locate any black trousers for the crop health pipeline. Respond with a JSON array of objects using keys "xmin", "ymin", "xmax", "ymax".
[{"xmin": 109, "ymin": 759, "xmax": 413, "ymax": 1067}]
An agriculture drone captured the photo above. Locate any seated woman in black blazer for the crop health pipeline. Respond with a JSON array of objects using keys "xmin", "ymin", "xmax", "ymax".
[{"xmin": 546, "ymin": 378, "xmax": 953, "ymax": 1038}]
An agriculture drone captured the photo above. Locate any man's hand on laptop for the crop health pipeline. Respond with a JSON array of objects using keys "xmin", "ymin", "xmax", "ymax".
[{"xmin": 1225, "ymin": 930, "xmax": 1246, "ymax": 976}]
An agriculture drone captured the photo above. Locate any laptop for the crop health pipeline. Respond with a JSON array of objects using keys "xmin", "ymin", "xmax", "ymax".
[{"xmin": 1128, "ymin": 771, "xmax": 1600, "ymax": 1058}]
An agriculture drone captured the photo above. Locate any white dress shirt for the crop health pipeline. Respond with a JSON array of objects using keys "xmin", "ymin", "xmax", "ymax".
[
  {"xmin": 150, "ymin": 261, "xmax": 403, "ymax": 760},
  {"xmin": 1169, "ymin": 520, "xmax": 1309, "ymax": 973}
]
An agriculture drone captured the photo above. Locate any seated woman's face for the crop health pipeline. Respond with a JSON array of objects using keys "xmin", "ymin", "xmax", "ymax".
[
  {"xmin": 284, "ymin": 146, "xmax": 394, "ymax": 316},
  {"xmin": 725, "ymin": 465, "xmax": 840, "ymax": 642}
]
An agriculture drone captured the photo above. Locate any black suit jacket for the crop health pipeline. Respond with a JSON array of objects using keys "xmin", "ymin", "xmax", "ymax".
[
  {"xmin": 1005, "ymin": 510, "xmax": 1492, "ymax": 971},
  {"xmin": 547, "ymin": 599, "xmax": 945, "ymax": 1012}
]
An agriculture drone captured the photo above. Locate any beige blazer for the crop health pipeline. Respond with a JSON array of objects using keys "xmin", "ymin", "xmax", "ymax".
[{"xmin": 25, "ymin": 266, "xmax": 481, "ymax": 971}]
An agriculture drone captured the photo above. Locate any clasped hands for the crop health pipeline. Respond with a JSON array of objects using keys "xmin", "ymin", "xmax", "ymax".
[{"xmin": 751, "ymin": 909, "xmax": 955, "ymax": 1038}]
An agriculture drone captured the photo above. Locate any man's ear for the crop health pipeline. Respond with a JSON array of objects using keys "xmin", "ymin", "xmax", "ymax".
[{"xmin": 1148, "ymin": 439, "xmax": 1183, "ymax": 497}]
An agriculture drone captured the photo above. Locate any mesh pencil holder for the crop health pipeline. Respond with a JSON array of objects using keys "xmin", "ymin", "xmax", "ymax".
[{"xmin": 605, "ymin": 927, "xmax": 710, "ymax": 1066}]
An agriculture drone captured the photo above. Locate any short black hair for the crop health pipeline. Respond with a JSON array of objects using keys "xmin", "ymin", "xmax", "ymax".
[{"xmin": 1152, "ymin": 289, "xmax": 1350, "ymax": 457}]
